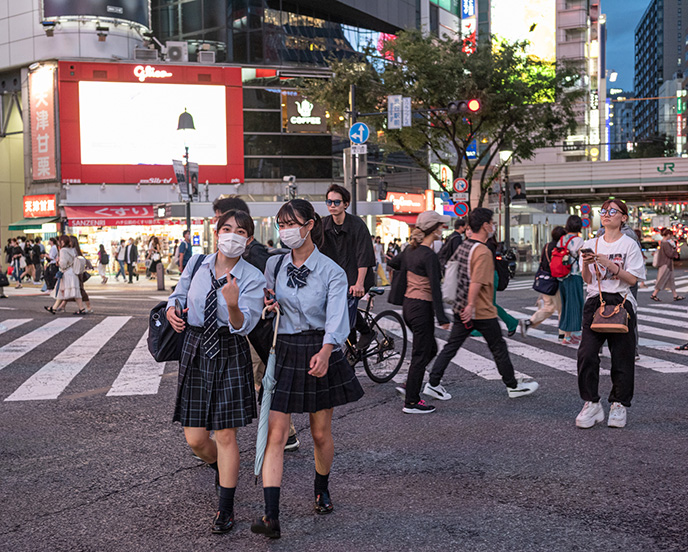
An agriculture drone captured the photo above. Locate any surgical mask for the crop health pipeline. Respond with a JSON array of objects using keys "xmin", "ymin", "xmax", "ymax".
[
  {"xmin": 218, "ymin": 233, "xmax": 247, "ymax": 258},
  {"xmin": 279, "ymin": 225, "xmax": 309, "ymax": 249},
  {"xmin": 487, "ymin": 224, "xmax": 496, "ymax": 239}
]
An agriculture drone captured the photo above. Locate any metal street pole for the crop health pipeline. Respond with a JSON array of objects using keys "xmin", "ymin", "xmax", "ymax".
[
  {"xmin": 184, "ymin": 146, "xmax": 191, "ymax": 234},
  {"xmin": 349, "ymin": 84, "xmax": 357, "ymax": 216},
  {"xmin": 504, "ymin": 164, "xmax": 510, "ymax": 248}
]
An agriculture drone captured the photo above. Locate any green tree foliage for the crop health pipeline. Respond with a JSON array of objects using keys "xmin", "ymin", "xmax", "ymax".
[
  {"xmin": 302, "ymin": 30, "xmax": 583, "ymax": 207},
  {"xmin": 631, "ymin": 134, "xmax": 676, "ymax": 159}
]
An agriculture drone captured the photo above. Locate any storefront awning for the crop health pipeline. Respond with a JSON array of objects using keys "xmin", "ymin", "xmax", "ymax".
[
  {"xmin": 8, "ymin": 216, "xmax": 59, "ymax": 231},
  {"xmin": 388, "ymin": 214, "xmax": 418, "ymax": 226},
  {"xmin": 64, "ymin": 205, "xmax": 158, "ymax": 227}
]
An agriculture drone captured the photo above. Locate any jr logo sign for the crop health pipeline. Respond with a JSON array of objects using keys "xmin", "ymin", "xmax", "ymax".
[{"xmin": 657, "ymin": 162, "xmax": 675, "ymax": 173}]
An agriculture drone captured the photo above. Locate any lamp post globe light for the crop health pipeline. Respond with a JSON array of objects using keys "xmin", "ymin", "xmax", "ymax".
[
  {"xmin": 498, "ymin": 148, "xmax": 513, "ymax": 248},
  {"xmin": 177, "ymin": 108, "xmax": 196, "ymax": 234}
]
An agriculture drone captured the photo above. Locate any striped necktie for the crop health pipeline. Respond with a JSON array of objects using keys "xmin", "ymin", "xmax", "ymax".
[
  {"xmin": 202, "ymin": 272, "xmax": 227, "ymax": 359},
  {"xmin": 286, "ymin": 263, "xmax": 311, "ymax": 288}
]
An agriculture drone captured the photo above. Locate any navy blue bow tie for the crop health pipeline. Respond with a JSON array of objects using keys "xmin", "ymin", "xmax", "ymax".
[{"xmin": 286, "ymin": 263, "xmax": 311, "ymax": 288}]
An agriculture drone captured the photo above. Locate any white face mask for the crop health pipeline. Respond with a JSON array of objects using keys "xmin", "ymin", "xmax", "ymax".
[
  {"xmin": 487, "ymin": 223, "xmax": 496, "ymax": 239},
  {"xmin": 279, "ymin": 225, "xmax": 309, "ymax": 249},
  {"xmin": 217, "ymin": 233, "xmax": 247, "ymax": 258}
]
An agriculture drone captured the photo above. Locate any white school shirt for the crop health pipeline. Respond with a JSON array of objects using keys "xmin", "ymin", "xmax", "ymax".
[
  {"xmin": 167, "ymin": 253, "xmax": 266, "ymax": 335},
  {"xmin": 264, "ymin": 246, "xmax": 350, "ymax": 348},
  {"xmin": 583, "ymin": 235, "xmax": 646, "ymax": 310}
]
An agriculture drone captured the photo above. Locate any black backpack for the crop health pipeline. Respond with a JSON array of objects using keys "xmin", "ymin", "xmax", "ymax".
[{"xmin": 494, "ymin": 253, "xmax": 511, "ymax": 292}]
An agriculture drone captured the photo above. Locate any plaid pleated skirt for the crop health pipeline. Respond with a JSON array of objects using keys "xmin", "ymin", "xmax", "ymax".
[
  {"xmin": 173, "ymin": 326, "xmax": 257, "ymax": 430},
  {"xmin": 271, "ymin": 331, "xmax": 364, "ymax": 414}
]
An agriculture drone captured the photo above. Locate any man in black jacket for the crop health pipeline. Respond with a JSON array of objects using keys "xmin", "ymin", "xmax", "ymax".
[
  {"xmin": 125, "ymin": 238, "xmax": 138, "ymax": 284},
  {"xmin": 437, "ymin": 217, "xmax": 466, "ymax": 271}
]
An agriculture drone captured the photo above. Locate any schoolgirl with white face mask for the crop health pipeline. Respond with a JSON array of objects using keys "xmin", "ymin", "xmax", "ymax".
[
  {"xmin": 166, "ymin": 209, "xmax": 266, "ymax": 535},
  {"xmin": 251, "ymin": 199, "xmax": 364, "ymax": 540}
]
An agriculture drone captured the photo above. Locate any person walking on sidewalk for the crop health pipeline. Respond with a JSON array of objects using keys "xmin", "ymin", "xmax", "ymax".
[
  {"xmin": 387, "ymin": 210, "xmax": 451, "ymax": 413},
  {"xmin": 520, "ymin": 226, "xmax": 566, "ymax": 337},
  {"xmin": 650, "ymin": 228, "xmax": 684, "ymax": 302},
  {"xmin": 125, "ymin": 238, "xmax": 138, "ymax": 284},
  {"xmin": 575, "ymin": 199, "xmax": 646, "ymax": 429},
  {"xmin": 429, "ymin": 208, "xmax": 539, "ymax": 399},
  {"xmin": 557, "ymin": 216, "xmax": 585, "ymax": 346},
  {"xmin": 178, "ymin": 230, "xmax": 193, "ymax": 272},
  {"xmin": 45, "ymin": 235, "xmax": 85, "ymax": 314},
  {"xmin": 252, "ymin": 199, "xmax": 363, "ymax": 540},
  {"xmin": 166, "ymin": 210, "xmax": 266, "ymax": 535},
  {"xmin": 114, "ymin": 240, "xmax": 127, "ymax": 281},
  {"xmin": 97, "ymin": 244, "xmax": 109, "ymax": 284}
]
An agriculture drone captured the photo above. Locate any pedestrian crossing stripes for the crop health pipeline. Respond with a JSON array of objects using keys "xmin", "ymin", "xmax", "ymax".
[
  {"xmin": 1, "ymin": 305, "xmax": 687, "ymax": 402},
  {"xmin": 506, "ymin": 274, "xmax": 688, "ymax": 293}
]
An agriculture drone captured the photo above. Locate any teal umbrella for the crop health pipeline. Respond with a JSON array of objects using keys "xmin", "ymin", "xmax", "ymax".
[{"xmin": 254, "ymin": 307, "xmax": 280, "ymax": 482}]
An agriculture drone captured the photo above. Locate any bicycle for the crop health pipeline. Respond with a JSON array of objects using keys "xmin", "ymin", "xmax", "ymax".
[{"xmin": 344, "ymin": 287, "xmax": 408, "ymax": 383}]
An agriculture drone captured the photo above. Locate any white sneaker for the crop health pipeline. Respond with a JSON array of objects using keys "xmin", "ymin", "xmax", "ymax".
[
  {"xmin": 423, "ymin": 382, "xmax": 452, "ymax": 401},
  {"xmin": 519, "ymin": 319, "xmax": 531, "ymax": 338},
  {"xmin": 506, "ymin": 379, "xmax": 539, "ymax": 398},
  {"xmin": 607, "ymin": 402, "xmax": 627, "ymax": 428},
  {"xmin": 575, "ymin": 401, "xmax": 605, "ymax": 429},
  {"xmin": 395, "ymin": 385, "xmax": 406, "ymax": 399}
]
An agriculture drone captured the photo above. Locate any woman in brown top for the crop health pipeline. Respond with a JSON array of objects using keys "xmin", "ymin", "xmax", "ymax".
[
  {"xmin": 387, "ymin": 210, "xmax": 450, "ymax": 414},
  {"xmin": 651, "ymin": 228, "xmax": 684, "ymax": 302}
]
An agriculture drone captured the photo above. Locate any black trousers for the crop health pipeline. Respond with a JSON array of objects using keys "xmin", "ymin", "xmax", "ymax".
[
  {"xmin": 429, "ymin": 315, "xmax": 518, "ymax": 389},
  {"xmin": 578, "ymin": 293, "xmax": 636, "ymax": 407},
  {"xmin": 127, "ymin": 262, "xmax": 137, "ymax": 283},
  {"xmin": 402, "ymin": 298, "xmax": 438, "ymax": 405}
]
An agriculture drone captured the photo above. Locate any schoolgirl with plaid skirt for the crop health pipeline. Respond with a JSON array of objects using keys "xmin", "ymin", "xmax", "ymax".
[
  {"xmin": 251, "ymin": 199, "xmax": 364, "ymax": 540},
  {"xmin": 166, "ymin": 210, "xmax": 266, "ymax": 535}
]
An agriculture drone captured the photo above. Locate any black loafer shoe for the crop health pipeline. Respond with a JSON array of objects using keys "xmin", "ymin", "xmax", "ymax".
[
  {"xmin": 314, "ymin": 491, "xmax": 333, "ymax": 515},
  {"xmin": 250, "ymin": 516, "xmax": 281, "ymax": 539},
  {"xmin": 211, "ymin": 510, "xmax": 234, "ymax": 534}
]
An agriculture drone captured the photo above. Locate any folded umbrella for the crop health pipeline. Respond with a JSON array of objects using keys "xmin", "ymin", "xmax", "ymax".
[{"xmin": 254, "ymin": 306, "xmax": 280, "ymax": 482}]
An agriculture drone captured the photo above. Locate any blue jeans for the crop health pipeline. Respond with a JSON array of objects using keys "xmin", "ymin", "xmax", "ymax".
[{"xmin": 116, "ymin": 260, "xmax": 126, "ymax": 280}]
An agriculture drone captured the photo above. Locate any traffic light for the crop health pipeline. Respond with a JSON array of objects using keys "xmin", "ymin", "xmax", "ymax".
[
  {"xmin": 447, "ymin": 99, "xmax": 481, "ymax": 115},
  {"xmin": 377, "ymin": 180, "xmax": 388, "ymax": 201}
]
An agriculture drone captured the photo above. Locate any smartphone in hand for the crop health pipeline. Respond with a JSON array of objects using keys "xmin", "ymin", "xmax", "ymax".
[
  {"xmin": 580, "ymin": 248, "xmax": 594, "ymax": 255},
  {"xmin": 175, "ymin": 298, "xmax": 185, "ymax": 319}
]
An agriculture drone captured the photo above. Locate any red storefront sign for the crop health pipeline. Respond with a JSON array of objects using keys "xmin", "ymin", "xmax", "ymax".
[
  {"xmin": 65, "ymin": 205, "xmax": 156, "ymax": 226},
  {"xmin": 385, "ymin": 192, "xmax": 426, "ymax": 213},
  {"xmin": 24, "ymin": 194, "xmax": 58, "ymax": 218},
  {"xmin": 29, "ymin": 65, "xmax": 57, "ymax": 181}
]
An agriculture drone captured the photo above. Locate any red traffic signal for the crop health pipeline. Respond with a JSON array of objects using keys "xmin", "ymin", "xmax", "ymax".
[{"xmin": 447, "ymin": 99, "xmax": 481, "ymax": 115}]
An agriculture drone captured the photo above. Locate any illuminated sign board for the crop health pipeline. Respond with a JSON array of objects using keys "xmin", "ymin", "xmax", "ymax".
[
  {"xmin": 23, "ymin": 194, "xmax": 57, "ymax": 218},
  {"xmin": 282, "ymin": 91, "xmax": 328, "ymax": 133},
  {"xmin": 386, "ymin": 192, "xmax": 426, "ymax": 213},
  {"xmin": 43, "ymin": 0, "xmax": 150, "ymax": 28},
  {"xmin": 29, "ymin": 65, "xmax": 58, "ymax": 182},
  {"xmin": 462, "ymin": 0, "xmax": 476, "ymax": 18},
  {"xmin": 58, "ymin": 61, "xmax": 244, "ymax": 185}
]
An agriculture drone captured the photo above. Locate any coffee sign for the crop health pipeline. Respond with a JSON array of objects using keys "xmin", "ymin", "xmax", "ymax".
[{"xmin": 282, "ymin": 91, "xmax": 327, "ymax": 133}]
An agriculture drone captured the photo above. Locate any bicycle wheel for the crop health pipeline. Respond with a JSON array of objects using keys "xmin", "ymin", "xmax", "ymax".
[{"xmin": 362, "ymin": 310, "xmax": 407, "ymax": 383}]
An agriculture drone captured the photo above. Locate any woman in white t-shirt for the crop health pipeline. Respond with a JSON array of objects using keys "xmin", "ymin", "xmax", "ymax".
[{"xmin": 575, "ymin": 199, "xmax": 646, "ymax": 430}]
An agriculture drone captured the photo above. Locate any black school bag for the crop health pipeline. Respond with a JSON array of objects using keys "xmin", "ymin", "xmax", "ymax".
[
  {"xmin": 148, "ymin": 254, "xmax": 206, "ymax": 362},
  {"xmin": 494, "ymin": 253, "xmax": 511, "ymax": 292}
]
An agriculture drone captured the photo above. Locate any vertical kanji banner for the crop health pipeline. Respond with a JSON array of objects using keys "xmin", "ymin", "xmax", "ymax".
[{"xmin": 29, "ymin": 66, "xmax": 57, "ymax": 182}]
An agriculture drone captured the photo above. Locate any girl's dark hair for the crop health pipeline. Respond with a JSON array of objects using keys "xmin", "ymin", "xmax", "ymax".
[
  {"xmin": 551, "ymin": 226, "xmax": 566, "ymax": 243},
  {"xmin": 69, "ymin": 235, "xmax": 83, "ymax": 256},
  {"xmin": 661, "ymin": 227, "xmax": 673, "ymax": 237},
  {"xmin": 99, "ymin": 244, "xmax": 105, "ymax": 252},
  {"xmin": 216, "ymin": 209, "xmax": 255, "ymax": 237},
  {"xmin": 58, "ymin": 234, "xmax": 71, "ymax": 248},
  {"xmin": 565, "ymin": 215, "xmax": 583, "ymax": 234},
  {"xmin": 276, "ymin": 199, "xmax": 323, "ymax": 248}
]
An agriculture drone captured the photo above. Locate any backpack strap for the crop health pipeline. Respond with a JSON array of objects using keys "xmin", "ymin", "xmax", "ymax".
[
  {"xmin": 189, "ymin": 254, "xmax": 206, "ymax": 283},
  {"xmin": 274, "ymin": 254, "xmax": 286, "ymax": 282}
]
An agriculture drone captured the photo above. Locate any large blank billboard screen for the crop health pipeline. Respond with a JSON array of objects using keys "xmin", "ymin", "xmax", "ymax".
[
  {"xmin": 78, "ymin": 81, "xmax": 228, "ymax": 166},
  {"xmin": 43, "ymin": 0, "xmax": 149, "ymax": 27},
  {"xmin": 490, "ymin": 0, "xmax": 556, "ymax": 62}
]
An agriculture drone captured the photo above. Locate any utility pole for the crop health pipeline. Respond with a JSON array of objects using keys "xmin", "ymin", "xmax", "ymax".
[
  {"xmin": 349, "ymin": 84, "xmax": 357, "ymax": 215},
  {"xmin": 503, "ymin": 165, "xmax": 510, "ymax": 248}
]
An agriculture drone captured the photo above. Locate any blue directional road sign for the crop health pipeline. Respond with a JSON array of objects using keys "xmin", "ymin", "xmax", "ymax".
[{"xmin": 349, "ymin": 122, "xmax": 370, "ymax": 144}]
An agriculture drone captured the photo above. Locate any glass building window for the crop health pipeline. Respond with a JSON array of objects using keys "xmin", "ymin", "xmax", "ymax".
[{"xmin": 243, "ymin": 111, "xmax": 282, "ymax": 132}]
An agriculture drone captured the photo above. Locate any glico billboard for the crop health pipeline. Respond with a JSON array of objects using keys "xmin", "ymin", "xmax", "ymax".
[{"xmin": 57, "ymin": 61, "xmax": 244, "ymax": 185}]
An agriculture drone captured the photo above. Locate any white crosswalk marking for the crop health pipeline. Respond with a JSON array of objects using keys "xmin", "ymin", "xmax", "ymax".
[
  {"xmin": 107, "ymin": 330, "xmax": 165, "ymax": 396},
  {"xmin": 0, "ymin": 319, "xmax": 32, "ymax": 334},
  {"xmin": 5, "ymin": 316, "xmax": 131, "ymax": 401},
  {"xmin": 0, "ymin": 318, "xmax": 82, "ymax": 372}
]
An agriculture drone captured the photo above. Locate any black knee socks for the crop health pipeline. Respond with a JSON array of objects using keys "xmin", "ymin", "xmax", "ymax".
[
  {"xmin": 218, "ymin": 486, "xmax": 235, "ymax": 514},
  {"xmin": 264, "ymin": 487, "xmax": 280, "ymax": 520},
  {"xmin": 314, "ymin": 471, "xmax": 330, "ymax": 497}
]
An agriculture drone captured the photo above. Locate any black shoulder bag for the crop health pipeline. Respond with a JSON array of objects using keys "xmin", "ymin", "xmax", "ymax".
[
  {"xmin": 248, "ymin": 254, "xmax": 286, "ymax": 365},
  {"xmin": 148, "ymin": 254, "xmax": 206, "ymax": 362}
]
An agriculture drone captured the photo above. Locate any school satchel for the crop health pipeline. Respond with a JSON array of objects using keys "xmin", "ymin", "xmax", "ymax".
[
  {"xmin": 148, "ymin": 254, "xmax": 206, "ymax": 362},
  {"xmin": 0, "ymin": 271, "xmax": 9, "ymax": 287},
  {"xmin": 589, "ymin": 239, "xmax": 629, "ymax": 334}
]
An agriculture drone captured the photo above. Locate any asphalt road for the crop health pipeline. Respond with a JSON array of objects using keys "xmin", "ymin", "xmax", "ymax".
[{"xmin": 1, "ymin": 270, "xmax": 687, "ymax": 551}]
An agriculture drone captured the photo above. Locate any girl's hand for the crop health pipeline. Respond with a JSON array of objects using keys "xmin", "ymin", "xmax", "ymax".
[
  {"xmin": 592, "ymin": 254, "xmax": 613, "ymax": 270},
  {"xmin": 440, "ymin": 323, "xmax": 451, "ymax": 330},
  {"xmin": 221, "ymin": 276, "xmax": 240, "ymax": 308},
  {"xmin": 308, "ymin": 348, "xmax": 331, "ymax": 377},
  {"xmin": 166, "ymin": 306, "xmax": 188, "ymax": 333},
  {"xmin": 264, "ymin": 288, "xmax": 280, "ymax": 312}
]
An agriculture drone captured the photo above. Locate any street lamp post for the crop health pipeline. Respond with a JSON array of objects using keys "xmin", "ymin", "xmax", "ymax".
[
  {"xmin": 177, "ymin": 108, "xmax": 195, "ymax": 234},
  {"xmin": 499, "ymin": 148, "xmax": 513, "ymax": 249}
]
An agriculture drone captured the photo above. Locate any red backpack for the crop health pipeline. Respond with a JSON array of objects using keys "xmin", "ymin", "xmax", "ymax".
[{"xmin": 550, "ymin": 235, "xmax": 575, "ymax": 278}]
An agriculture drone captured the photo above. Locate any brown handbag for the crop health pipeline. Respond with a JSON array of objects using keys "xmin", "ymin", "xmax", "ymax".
[{"xmin": 589, "ymin": 238, "xmax": 630, "ymax": 333}]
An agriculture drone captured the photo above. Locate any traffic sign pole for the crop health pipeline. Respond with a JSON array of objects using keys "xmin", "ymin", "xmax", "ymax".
[{"xmin": 349, "ymin": 85, "xmax": 357, "ymax": 215}]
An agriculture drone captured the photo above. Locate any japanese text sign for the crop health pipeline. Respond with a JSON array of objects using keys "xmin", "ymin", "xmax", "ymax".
[
  {"xmin": 23, "ymin": 194, "xmax": 57, "ymax": 218},
  {"xmin": 29, "ymin": 65, "xmax": 57, "ymax": 182}
]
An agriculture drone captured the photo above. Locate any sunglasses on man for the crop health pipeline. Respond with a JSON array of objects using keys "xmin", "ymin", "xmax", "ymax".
[{"xmin": 325, "ymin": 199, "xmax": 343, "ymax": 206}]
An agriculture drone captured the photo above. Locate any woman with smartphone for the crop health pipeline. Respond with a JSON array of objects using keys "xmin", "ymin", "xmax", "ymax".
[
  {"xmin": 576, "ymin": 199, "xmax": 646, "ymax": 430},
  {"xmin": 166, "ymin": 210, "xmax": 266, "ymax": 535},
  {"xmin": 252, "ymin": 199, "xmax": 363, "ymax": 540}
]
